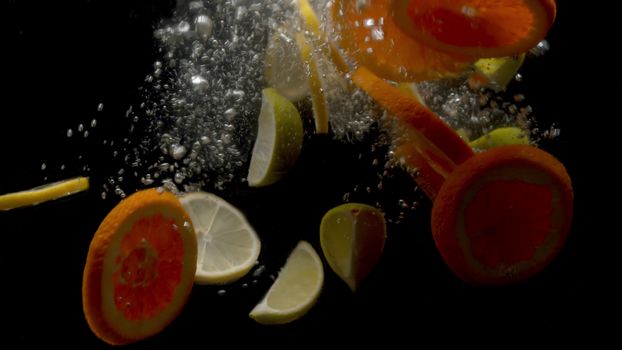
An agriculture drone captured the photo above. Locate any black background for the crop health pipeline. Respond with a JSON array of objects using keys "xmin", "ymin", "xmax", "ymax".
[{"xmin": 2, "ymin": 0, "xmax": 604, "ymax": 347}]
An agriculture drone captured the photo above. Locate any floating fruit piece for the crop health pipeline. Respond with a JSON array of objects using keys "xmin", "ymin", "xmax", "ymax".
[
  {"xmin": 247, "ymin": 88, "xmax": 304, "ymax": 187},
  {"xmin": 470, "ymin": 54, "xmax": 526, "ymax": 91},
  {"xmin": 82, "ymin": 188, "xmax": 197, "ymax": 345},
  {"xmin": 351, "ymin": 66, "xmax": 474, "ymax": 165},
  {"xmin": 431, "ymin": 145, "xmax": 573, "ymax": 285},
  {"xmin": 392, "ymin": 0, "xmax": 556, "ymax": 58},
  {"xmin": 296, "ymin": 0, "xmax": 350, "ymax": 74},
  {"xmin": 331, "ymin": 0, "xmax": 472, "ymax": 82},
  {"xmin": 249, "ymin": 241, "xmax": 323, "ymax": 325},
  {"xmin": 320, "ymin": 203, "xmax": 386, "ymax": 291},
  {"xmin": 264, "ymin": 26, "xmax": 309, "ymax": 102},
  {"xmin": 469, "ymin": 127, "xmax": 531, "ymax": 150},
  {"xmin": 295, "ymin": 32, "xmax": 330, "ymax": 134},
  {"xmin": 0, "ymin": 176, "xmax": 89, "ymax": 211},
  {"xmin": 179, "ymin": 192, "xmax": 261, "ymax": 284}
]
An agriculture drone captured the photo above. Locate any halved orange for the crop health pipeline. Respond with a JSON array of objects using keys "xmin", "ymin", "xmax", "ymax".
[
  {"xmin": 330, "ymin": 0, "xmax": 472, "ymax": 81},
  {"xmin": 82, "ymin": 188, "xmax": 197, "ymax": 345},
  {"xmin": 431, "ymin": 145, "xmax": 573, "ymax": 285},
  {"xmin": 392, "ymin": 0, "xmax": 557, "ymax": 58}
]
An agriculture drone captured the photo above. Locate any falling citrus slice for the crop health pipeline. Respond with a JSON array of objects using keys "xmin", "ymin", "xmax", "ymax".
[
  {"xmin": 431, "ymin": 145, "xmax": 573, "ymax": 285},
  {"xmin": 248, "ymin": 88, "xmax": 304, "ymax": 187},
  {"xmin": 296, "ymin": 0, "xmax": 350, "ymax": 74},
  {"xmin": 469, "ymin": 127, "xmax": 531, "ymax": 150},
  {"xmin": 82, "ymin": 188, "xmax": 197, "ymax": 345},
  {"xmin": 295, "ymin": 31, "xmax": 330, "ymax": 134},
  {"xmin": 178, "ymin": 192, "xmax": 261, "ymax": 285},
  {"xmin": 392, "ymin": 0, "xmax": 557, "ymax": 58},
  {"xmin": 249, "ymin": 241, "xmax": 323, "ymax": 325},
  {"xmin": 264, "ymin": 26, "xmax": 309, "ymax": 102},
  {"xmin": 330, "ymin": 0, "xmax": 472, "ymax": 82},
  {"xmin": 0, "ymin": 176, "xmax": 89, "ymax": 211},
  {"xmin": 320, "ymin": 203, "xmax": 386, "ymax": 291},
  {"xmin": 469, "ymin": 54, "xmax": 526, "ymax": 91},
  {"xmin": 351, "ymin": 66, "xmax": 474, "ymax": 165}
]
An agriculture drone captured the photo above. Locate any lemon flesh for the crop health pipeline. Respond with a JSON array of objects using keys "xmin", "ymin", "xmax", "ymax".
[
  {"xmin": 247, "ymin": 88, "xmax": 303, "ymax": 187},
  {"xmin": 0, "ymin": 176, "xmax": 89, "ymax": 211},
  {"xmin": 471, "ymin": 54, "xmax": 526, "ymax": 91},
  {"xmin": 320, "ymin": 203, "xmax": 386, "ymax": 291},
  {"xmin": 469, "ymin": 127, "xmax": 530, "ymax": 151},
  {"xmin": 249, "ymin": 241, "xmax": 323, "ymax": 325},
  {"xmin": 179, "ymin": 192, "xmax": 261, "ymax": 285}
]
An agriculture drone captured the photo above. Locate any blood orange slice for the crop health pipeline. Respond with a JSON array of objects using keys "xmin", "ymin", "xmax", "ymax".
[
  {"xmin": 330, "ymin": 0, "xmax": 472, "ymax": 82},
  {"xmin": 431, "ymin": 145, "xmax": 573, "ymax": 285},
  {"xmin": 392, "ymin": 0, "xmax": 557, "ymax": 58},
  {"xmin": 82, "ymin": 188, "xmax": 197, "ymax": 345}
]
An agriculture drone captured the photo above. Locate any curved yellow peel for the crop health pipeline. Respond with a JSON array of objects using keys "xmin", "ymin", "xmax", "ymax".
[{"xmin": 0, "ymin": 176, "xmax": 90, "ymax": 211}]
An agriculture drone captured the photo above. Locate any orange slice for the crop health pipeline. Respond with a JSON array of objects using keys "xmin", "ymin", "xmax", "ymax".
[
  {"xmin": 351, "ymin": 66, "xmax": 473, "ymax": 166},
  {"xmin": 82, "ymin": 188, "xmax": 197, "ymax": 345},
  {"xmin": 330, "ymin": 0, "xmax": 472, "ymax": 81},
  {"xmin": 392, "ymin": 0, "xmax": 557, "ymax": 58},
  {"xmin": 431, "ymin": 145, "xmax": 573, "ymax": 285}
]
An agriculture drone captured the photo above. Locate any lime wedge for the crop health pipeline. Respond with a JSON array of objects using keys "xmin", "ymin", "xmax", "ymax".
[{"xmin": 247, "ymin": 88, "xmax": 303, "ymax": 187}]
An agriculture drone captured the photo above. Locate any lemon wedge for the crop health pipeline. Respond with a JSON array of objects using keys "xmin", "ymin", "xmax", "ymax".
[
  {"xmin": 249, "ymin": 241, "xmax": 323, "ymax": 325},
  {"xmin": 0, "ymin": 176, "xmax": 89, "ymax": 211},
  {"xmin": 320, "ymin": 203, "xmax": 386, "ymax": 291},
  {"xmin": 469, "ymin": 127, "xmax": 531, "ymax": 150},
  {"xmin": 179, "ymin": 192, "xmax": 261, "ymax": 285},
  {"xmin": 471, "ymin": 54, "xmax": 526, "ymax": 91},
  {"xmin": 247, "ymin": 88, "xmax": 303, "ymax": 187}
]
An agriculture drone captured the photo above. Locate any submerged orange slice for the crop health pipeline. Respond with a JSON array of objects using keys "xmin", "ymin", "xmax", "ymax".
[
  {"xmin": 82, "ymin": 188, "xmax": 197, "ymax": 345},
  {"xmin": 392, "ymin": 0, "xmax": 557, "ymax": 58},
  {"xmin": 330, "ymin": 0, "xmax": 472, "ymax": 81},
  {"xmin": 431, "ymin": 145, "xmax": 573, "ymax": 285}
]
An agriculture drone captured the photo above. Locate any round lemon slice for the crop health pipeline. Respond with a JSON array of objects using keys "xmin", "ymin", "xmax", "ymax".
[
  {"xmin": 249, "ymin": 240, "xmax": 324, "ymax": 325},
  {"xmin": 247, "ymin": 88, "xmax": 303, "ymax": 187},
  {"xmin": 320, "ymin": 203, "xmax": 387, "ymax": 291},
  {"xmin": 179, "ymin": 192, "xmax": 261, "ymax": 285},
  {"xmin": 0, "ymin": 176, "xmax": 89, "ymax": 211}
]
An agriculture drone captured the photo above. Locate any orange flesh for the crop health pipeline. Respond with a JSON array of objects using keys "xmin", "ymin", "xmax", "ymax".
[
  {"xmin": 113, "ymin": 214, "xmax": 184, "ymax": 321},
  {"xmin": 464, "ymin": 179, "xmax": 552, "ymax": 268},
  {"xmin": 404, "ymin": 0, "xmax": 534, "ymax": 48},
  {"xmin": 331, "ymin": 0, "xmax": 472, "ymax": 81}
]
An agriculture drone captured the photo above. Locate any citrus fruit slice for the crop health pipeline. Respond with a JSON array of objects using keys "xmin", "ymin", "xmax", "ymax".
[
  {"xmin": 0, "ymin": 176, "xmax": 89, "ymax": 211},
  {"xmin": 330, "ymin": 0, "xmax": 472, "ymax": 81},
  {"xmin": 431, "ymin": 145, "xmax": 573, "ymax": 285},
  {"xmin": 249, "ymin": 241, "xmax": 324, "ymax": 325},
  {"xmin": 469, "ymin": 127, "xmax": 530, "ymax": 150},
  {"xmin": 320, "ymin": 203, "xmax": 386, "ymax": 291},
  {"xmin": 351, "ymin": 66, "xmax": 474, "ymax": 165},
  {"xmin": 297, "ymin": 0, "xmax": 350, "ymax": 74},
  {"xmin": 295, "ymin": 31, "xmax": 330, "ymax": 134},
  {"xmin": 82, "ymin": 188, "xmax": 197, "ymax": 345},
  {"xmin": 178, "ymin": 191, "xmax": 261, "ymax": 285},
  {"xmin": 248, "ymin": 88, "xmax": 304, "ymax": 187},
  {"xmin": 264, "ymin": 26, "xmax": 309, "ymax": 102},
  {"xmin": 392, "ymin": 0, "xmax": 557, "ymax": 58},
  {"xmin": 469, "ymin": 54, "xmax": 526, "ymax": 91}
]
